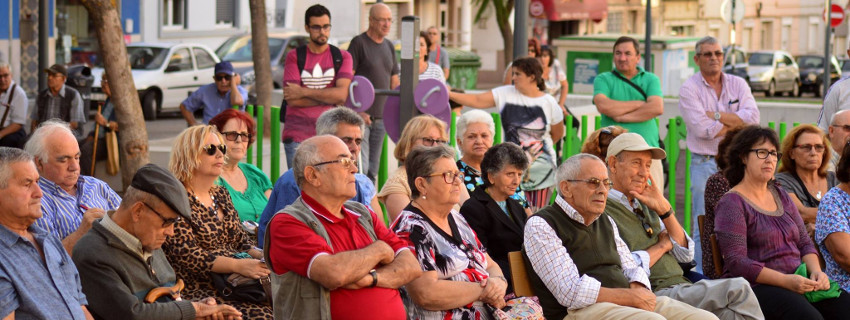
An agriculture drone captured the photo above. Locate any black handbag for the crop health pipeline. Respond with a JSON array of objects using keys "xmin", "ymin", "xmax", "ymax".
[{"xmin": 210, "ymin": 272, "xmax": 272, "ymax": 305}]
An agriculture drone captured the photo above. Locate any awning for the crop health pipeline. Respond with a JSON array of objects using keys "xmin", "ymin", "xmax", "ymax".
[{"xmin": 530, "ymin": 0, "xmax": 608, "ymax": 22}]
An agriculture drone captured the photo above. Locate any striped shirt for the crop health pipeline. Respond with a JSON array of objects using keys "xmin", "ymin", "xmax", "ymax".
[
  {"xmin": 35, "ymin": 176, "xmax": 121, "ymax": 240},
  {"xmin": 523, "ymin": 195, "xmax": 650, "ymax": 310},
  {"xmin": 607, "ymin": 189, "xmax": 695, "ymax": 274},
  {"xmin": 419, "ymin": 62, "xmax": 446, "ymax": 82},
  {"xmin": 678, "ymin": 72, "xmax": 759, "ymax": 156}
]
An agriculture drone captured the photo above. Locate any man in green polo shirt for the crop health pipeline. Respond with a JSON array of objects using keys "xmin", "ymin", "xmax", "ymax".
[{"xmin": 593, "ymin": 36, "xmax": 664, "ymax": 191}]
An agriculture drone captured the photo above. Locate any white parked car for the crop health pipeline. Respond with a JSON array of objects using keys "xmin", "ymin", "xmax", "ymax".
[{"xmin": 91, "ymin": 43, "xmax": 221, "ymax": 120}]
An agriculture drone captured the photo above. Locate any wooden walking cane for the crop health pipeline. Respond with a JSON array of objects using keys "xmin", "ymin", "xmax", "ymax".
[{"xmin": 90, "ymin": 104, "xmax": 102, "ymax": 176}]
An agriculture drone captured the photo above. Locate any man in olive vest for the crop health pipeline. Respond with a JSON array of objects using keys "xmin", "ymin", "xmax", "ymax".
[
  {"xmin": 604, "ymin": 133, "xmax": 763, "ymax": 320},
  {"xmin": 263, "ymin": 135, "xmax": 421, "ymax": 320},
  {"xmin": 524, "ymin": 153, "xmax": 716, "ymax": 320},
  {"xmin": 32, "ymin": 64, "xmax": 86, "ymax": 140}
]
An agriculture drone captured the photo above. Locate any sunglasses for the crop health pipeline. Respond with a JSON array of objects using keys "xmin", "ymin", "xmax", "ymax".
[
  {"xmin": 142, "ymin": 202, "xmax": 182, "ymax": 227},
  {"xmin": 202, "ymin": 144, "xmax": 227, "ymax": 156},
  {"xmin": 214, "ymin": 74, "xmax": 232, "ymax": 81},
  {"xmin": 221, "ymin": 131, "xmax": 250, "ymax": 142},
  {"xmin": 698, "ymin": 51, "xmax": 724, "ymax": 58},
  {"xmin": 426, "ymin": 171, "xmax": 465, "ymax": 184},
  {"xmin": 566, "ymin": 177, "xmax": 614, "ymax": 190},
  {"xmin": 633, "ymin": 206, "xmax": 654, "ymax": 237},
  {"xmin": 311, "ymin": 157, "xmax": 357, "ymax": 169}
]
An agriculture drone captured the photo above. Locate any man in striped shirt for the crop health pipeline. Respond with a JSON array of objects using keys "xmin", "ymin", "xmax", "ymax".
[
  {"xmin": 678, "ymin": 36, "xmax": 759, "ymax": 274},
  {"xmin": 26, "ymin": 120, "xmax": 121, "ymax": 253}
]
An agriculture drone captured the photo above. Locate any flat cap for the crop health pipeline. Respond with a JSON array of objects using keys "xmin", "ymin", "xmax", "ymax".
[
  {"xmin": 44, "ymin": 64, "xmax": 67, "ymax": 76},
  {"xmin": 130, "ymin": 164, "xmax": 191, "ymax": 219}
]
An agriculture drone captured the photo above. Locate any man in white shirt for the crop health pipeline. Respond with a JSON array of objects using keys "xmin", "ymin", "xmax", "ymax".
[{"xmin": 0, "ymin": 62, "xmax": 28, "ymax": 148}]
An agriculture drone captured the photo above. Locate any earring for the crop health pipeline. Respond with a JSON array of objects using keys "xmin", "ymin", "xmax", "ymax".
[{"xmin": 422, "ymin": 194, "xmax": 427, "ymax": 200}]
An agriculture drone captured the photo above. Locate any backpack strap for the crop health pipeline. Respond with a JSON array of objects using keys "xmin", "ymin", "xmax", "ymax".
[
  {"xmin": 329, "ymin": 45, "xmax": 343, "ymax": 74},
  {"xmin": 1, "ymin": 84, "xmax": 15, "ymax": 128},
  {"xmin": 296, "ymin": 45, "xmax": 308, "ymax": 74},
  {"xmin": 611, "ymin": 70, "xmax": 648, "ymax": 101}
]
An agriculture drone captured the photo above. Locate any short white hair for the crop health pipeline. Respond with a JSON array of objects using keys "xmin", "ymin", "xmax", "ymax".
[
  {"xmin": 457, "ymin": 110, "xmax": 495, "ymax": 138},
  {"xmin": 24, "ymin": 120, "xmax": 75, "ymax": 165},
  {"xmin": 555, "ymin": 153, "xmax": 602, "ymax": 184}
]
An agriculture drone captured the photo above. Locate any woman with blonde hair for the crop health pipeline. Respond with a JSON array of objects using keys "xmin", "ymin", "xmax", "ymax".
[{"xmin": 163, "ymin": 125, "xmax": 273, "ymax": 318}]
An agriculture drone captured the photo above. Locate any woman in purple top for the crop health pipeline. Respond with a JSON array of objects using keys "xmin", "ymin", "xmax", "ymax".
[{"xmin": 715, "ymin": 126, "xmax": 850, "ymax": 320}]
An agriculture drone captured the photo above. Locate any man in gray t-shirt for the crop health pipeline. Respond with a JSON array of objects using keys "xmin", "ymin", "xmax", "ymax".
[
  {"xmin": 348, "ymin": 3, "xmax": 399, "ymax": 182},
  {"xmin": 427, "ymin": 26, "xmax": 450, "ymax": 80}
]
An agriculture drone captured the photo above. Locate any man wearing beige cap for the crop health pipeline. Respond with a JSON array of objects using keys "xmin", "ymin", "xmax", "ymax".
[
  {"xmin": 604, "ymin": 133, "xmax": 763, "ymax": 320},
  {"xmin": 32, "ymin": 64, "xmax": 86, "ymax": 140}
]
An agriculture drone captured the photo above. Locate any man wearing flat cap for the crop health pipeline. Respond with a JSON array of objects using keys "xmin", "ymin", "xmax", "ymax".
[
  {"xmin": 604, "ymin": 133, "xmax": 763, "ymax": 320},
  {"xmin": 32, "ymin": 64, "xmax": 86, "ymax": 140},
  {"xmin": 180, "ymin": 61, "xmax": 246, "ymax": 126},
  {"xmin": 71, "ymin": 164, "xmax": 242, "ymax": 320}
]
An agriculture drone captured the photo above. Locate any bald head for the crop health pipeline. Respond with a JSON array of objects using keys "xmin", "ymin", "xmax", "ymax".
[
  {"xmin": 829, "ymin": 110, "xmax": 850, "ymax": 155},
  {"xmin": 367, "ymin": 3, "xmax": 393, "ymax": 38}
]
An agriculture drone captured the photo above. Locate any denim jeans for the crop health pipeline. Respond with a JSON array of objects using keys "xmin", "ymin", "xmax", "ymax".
[
  {"xmin": 284, "ymin": 141, "xmax": 300, "ymax": 169},
  {"xmin": 360, "ymin": 119, "xmax": 385, "ymax": 183},
  {"xmin": 690, "ymin": 153, "xmax": 718, "ymax": 274}
]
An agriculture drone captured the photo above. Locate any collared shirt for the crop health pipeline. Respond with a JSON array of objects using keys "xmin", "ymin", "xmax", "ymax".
[
  {"xmin": 0, "ymin": 80, "xmax": 29, "ymax": 128},
  {"xmin": 607, "ymin": 189, "xmax": 695, "ymax": 274},
  {"xmin": 35, "ymin": 85, "xmax": 86, "ymax": 139},
  {"xmin": 523, "ymin": 195, "xmax": 650, "ymax": 310},
  {"xmin": 0, "ymin": 224, "xmax": 88, "ymax": 319},
  {"xmin": 678, "ymin": 72, "xmax": 759, "ymax": 156},
  {"xmin": 593, "ymin": 66, "xmax": 663, "ymax": 147},
  {"xmin": 35, "ymin": 176, "xmax": 122, "ymax": 240},
  {"xmin": 99, "ymin": 212, "xmax": 151, "ymax": 261},
  {"xmin": 180, "ymin": 83, "xmax": 248, "ymax": 124},
  {"xmin": 818, "ymin": 76, "xmax": 850, "ymax": 131}
]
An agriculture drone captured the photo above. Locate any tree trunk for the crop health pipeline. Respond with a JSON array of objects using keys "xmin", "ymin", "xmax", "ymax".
[
  {"xmin": 82, "ymin": 0, "xmax": 149, "ymax": 189},
  {"xmin": 499, "ymin": 17, "xmax": 514, "ymax": 67},
  {"xmin": 248, "ymin": 0, "xmax": 273, "ymax": 136}
]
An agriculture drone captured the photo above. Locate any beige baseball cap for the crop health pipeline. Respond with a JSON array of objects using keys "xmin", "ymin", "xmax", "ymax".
[{"xmin": 606, "ymin": 132, "xmax": 667, "ymax": 160}]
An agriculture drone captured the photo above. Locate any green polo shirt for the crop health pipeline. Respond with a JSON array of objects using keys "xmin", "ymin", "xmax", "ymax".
[{"xmin": 593, "ymin": 67, "xmax": 663, "ymax": 147}]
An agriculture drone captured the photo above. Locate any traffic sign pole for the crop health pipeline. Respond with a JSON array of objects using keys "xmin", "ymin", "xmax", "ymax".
[{"xmin": 825, "ymin": 0, "xmax": 835, "ymax": 95}]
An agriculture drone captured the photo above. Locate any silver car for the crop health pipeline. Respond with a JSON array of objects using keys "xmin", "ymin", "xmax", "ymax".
[{"xmin": 747, "ymin": 50, "xmax": 800, "ymax": 97}]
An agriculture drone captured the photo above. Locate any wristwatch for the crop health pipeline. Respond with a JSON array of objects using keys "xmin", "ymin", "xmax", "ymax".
[{"xmin": 714, "ymin": 112, "xmax": 721, "ymax": 120}]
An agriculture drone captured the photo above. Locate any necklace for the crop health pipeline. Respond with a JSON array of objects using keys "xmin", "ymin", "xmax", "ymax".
[
  {"xmin": 816, "ymin": 190, "xmax": 822, "ymax": 200},
  {"xmin": 189, "ymin": 188, "xmax": 217, "ymax": 218}
]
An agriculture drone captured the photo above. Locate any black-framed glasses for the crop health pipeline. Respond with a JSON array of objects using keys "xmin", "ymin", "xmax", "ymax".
[
  {"xmin": 633, "ymin": 206, "xmax": 654, "ymax": 237},
  {"xmin": 308, "ymin": 24, "xmax": 332, "ymax": 32},
  {"xmin": 566, "ymin": 177, "xmax": 614, "ymax": 190},
  {"xmin": 311, "ymin": 157, "xmax": 357, "ymax": 169},
  {"xmin": 202, "ymin": 144, "xmax": 227, "ymax": 156},
  {"xmin": 426, "ymin": 171, "xmax": 464, "ymax": 184},
  {"xmin": 832, "ymin": 124, "xmax": 850, "ymax": 132},
  {"xmin": 419, "ymin": 137, "xmax": 448, "ymax": 146},
  {"xmin": 221, "ymin": 131, "xmax": 250, "ymax": 142},
  {"xmin": 698, "ymin": 51, "xmax": 724, "ymax": 58},
  {"xmin": 794, "ymin": 144, "xmax": 826, "ymax": 153},
  {"xmin": 750, "ymin": 149, "xmax": 781, "ymax": 160},
  {"xmin": 214, "ymin": 74, "xmax": 232, "ymax": 81},
  {"xmin": 340, "ymin": 137, "xmax": 363, "ymax": 146},
  {"xmin": 142, "ymin": 202, "xmax": 182, "ymax": 227}
]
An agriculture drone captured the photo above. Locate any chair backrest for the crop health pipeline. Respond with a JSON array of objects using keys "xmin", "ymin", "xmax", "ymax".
[
  {"xmin": 698, "ymin": 215, "xmax": 724, "ymax": 277},
  {"xmin": 508, "ymin": 251, "xmax": 536, "ymax": 297}
]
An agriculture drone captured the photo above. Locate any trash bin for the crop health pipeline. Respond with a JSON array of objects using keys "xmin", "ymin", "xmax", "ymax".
[
  {"xmin": 66, "ymin": 65, "xmax": 94, "ymax": 117},
  {"xmin": 447, "ymin": 49, "xmax": 481, "ymax": 90}
]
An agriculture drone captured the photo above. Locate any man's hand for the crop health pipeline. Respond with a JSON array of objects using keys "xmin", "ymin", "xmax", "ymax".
[
  {"xmin": 372, "ymin": 240, "xmax": 395, "ymax": 265},
  {"xmin": 79, "ymin": 208, "xmax": 106, "ymax": 232},
  {"xmin": 630, "ymin": 175, "xmax": 672, "ymax": 214},
  {"xmin": 478, "ymin": 277, "xmax": 507, "ymax": 309},
  {"xmin": 654, "ymin": 230, "xmax": 673, "ymax": 253},
  {"xmin": 235, "ymin": 259, "xmax": 271, "ymax": 279},
  {"xmin": 627, "ymin": 286, "xmax": 656, "ymax": 311},
  {"xmin": 230, "ymin": 73, "xmax": 241, "ymax": 89},
  {"xmin": 193, "ymin": 297, "xmax": 242, "ymax": 320},
  {"xmin": 283, "ymin": 83, "xmax": 307, "ymax": 101},
  {"xmin": 342, "ymin": 274, "xmax": 374, "ymax": 290},
  {"xmin": 358, "ymin": 112, "xmax": 373, "ymax": 126}
]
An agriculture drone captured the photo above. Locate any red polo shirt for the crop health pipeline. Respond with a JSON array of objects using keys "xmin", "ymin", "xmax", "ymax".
[{"xmin": 268, "ymin": 192, "xmax": 408, "ymax": 320}]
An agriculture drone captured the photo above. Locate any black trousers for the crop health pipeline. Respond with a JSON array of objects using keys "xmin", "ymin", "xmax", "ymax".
[
  {"xmin": 753, "ymin": 284, "xmax": 850, "ymax": 320},
  {"xmin": 0, "ymin": 127, "xmax": 26, "ymax": 148}
]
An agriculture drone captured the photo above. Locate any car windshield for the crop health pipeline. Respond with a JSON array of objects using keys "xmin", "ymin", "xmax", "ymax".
[
  {"xmin": 798, "ymin": 57, "xmax": 824, "ymax": 69},
  {"xmin": 216, "ymin": 37, "xmax": 287, "ymax": 62},
  {"xmin": 749, "ymin": 53, "xmax": 774, "ymax": 66},
  {"xmin": 93, "ymin": 47, "xmax": 168, "ymax": 69}
]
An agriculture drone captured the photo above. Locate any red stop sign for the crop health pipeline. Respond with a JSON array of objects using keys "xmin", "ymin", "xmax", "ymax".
[{"xmin": 825, "ymin": 4, "xmax": 845, "ymax": 28}]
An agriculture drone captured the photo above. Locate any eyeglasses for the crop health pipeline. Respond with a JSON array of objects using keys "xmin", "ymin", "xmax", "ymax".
[
  {"xmin": 794, "ymin": 144, "xmax": 826, "ymax": 153},
  {"xmin": 419, "ymin": 137, "xmax": 448, "ymax": 146},
  {"xmin": 214, "ymin": 74, "xmax": 232, "ymax": 82},
  {"xmin": 750, "ymin": 149, "xmax": 781, "ymax": 159},
  {"xmin": 426, "ymin": 171, "xmax": 465, "ymax": 184},
  {"xmin": 698, "ymin": 51, "xmax": 724, "ymax": 58},
  {"xmin": 221, "ymin": 131, "xmax": 251, "ymax": 142},
  {"xmin": 311, "ymin": 157, "xmax": 357, "ymax": 169},
  {"xmin": 0, "ymin": 73, "xmax": 10, "ymax": 78},
  {"xmin": 202, "ymin": 144, "xmax": 227, "ymax": 156},
  {"xmin": 308, "ymin": 24, "xmax": 332, "ymax": 32},
  {"xmin": 142, "ymin": 202, "xmax": 182, "ymax": 227},
  {"xmin": 340, "ymin": 137, "xmax": 363, "ymax": 146},
  {"xmin": 566, "ymin": 177, "xmax": 614, "ymax": 190},
  {"xmin": 832, "ymin": 124, "xmax": 850, "ymax": 132},
  {"xmin": 633, "ymin": 206, "xmax": 654, "ymax": 237},
  {"xmin": 371, "ymin": 17, "xmax": 393, "ymax": 24}
]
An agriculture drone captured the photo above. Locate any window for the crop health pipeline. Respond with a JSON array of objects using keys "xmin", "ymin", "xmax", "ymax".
[
  {"xmin": 217, "ymin": 0, "xmax": 235, "ymax": 26},
  {"xmin": 606, "ymin": 12, "xmax": 622, "ymax": 33},
  {"xmin": 671, "ymin": 25, "xmax": 694, "ymax": 36},
  {"xmin": 162, "ymin": 0, "xmax": 184, "ymax": 28},
  {"xmin": 166, "ymin": 48, "xmax": 194, "ymax": 72},
  {"xmin": 194, "ymin": 48, "xmax": 216, "ymax": 70}
]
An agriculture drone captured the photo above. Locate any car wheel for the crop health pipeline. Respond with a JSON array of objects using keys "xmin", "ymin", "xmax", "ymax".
[
  {"xmin": 793, "ymin": 79, "xmax": 801, "ymax": 97},
  {"xmin": 142, "ymin": 91, "xmax": 159, "ymax": 121},
  {"xmin": 816, "ymin": 82, "xmax": 824, "ymax": 98},
  {"xmin": 766, "ymin": 80, "xmax": 776, "ymax": 97}
]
